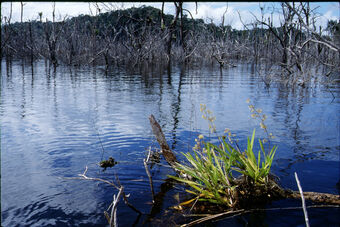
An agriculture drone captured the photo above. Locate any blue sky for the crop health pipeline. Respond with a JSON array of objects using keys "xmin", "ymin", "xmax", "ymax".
[{"xmin": 1, "ymin": 2, "xmax": 339, "ymax": 30}]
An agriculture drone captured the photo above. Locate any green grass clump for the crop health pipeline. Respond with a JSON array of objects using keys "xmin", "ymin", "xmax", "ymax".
[{"xmin": 169, "ymin": 102, "xmax": 277, "ymax": 208}]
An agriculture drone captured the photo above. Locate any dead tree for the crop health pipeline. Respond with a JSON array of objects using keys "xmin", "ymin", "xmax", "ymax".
[
  {"xmin": 1, "ymin": 2, "xmax": 14, "ymax": 61},
  {"xmin": 27, "ymin": 21, "xmax": 35, "ymax": 64},
  {"xmin": 165, "ymin": 2, "xmax": 182, "ymax": 61},
  {"xmin": 44, "ymin": 20, "xmax": 59, "ymax": 67},
  {"xmin": 43, "ymin": 3, "xmax": 65, "ymax": 68},
  {"xmin": 251, "ymin": 2, "xmax": 338, "ymax": 86},
  {"xmin": 211, "ymin": 41, "xmax": 236, "ymax": 68},
  {"xmin": 254, "ymin": 3, "xmax": 296, "ymax": 72}
]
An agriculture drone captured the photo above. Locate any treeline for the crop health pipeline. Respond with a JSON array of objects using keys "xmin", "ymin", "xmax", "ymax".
[
  {"xmin": 1, "ymin": 3, "xmax": 339, "ymax": 83},
  {"xmin": 1, "ymin": 5, "xmax": 235, "ymax": 66}
]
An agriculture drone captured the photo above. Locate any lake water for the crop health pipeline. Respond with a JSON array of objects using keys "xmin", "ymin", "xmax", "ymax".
[{"xmin": 1, "ymin": 60, "xmax": 339, "ymax": 226}]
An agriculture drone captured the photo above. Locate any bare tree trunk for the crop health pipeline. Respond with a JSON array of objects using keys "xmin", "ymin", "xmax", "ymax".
[
  {"xmin": 179, "ymin": 2, "xmax": 184, "ymax": 48},
  {"xmin": 149, "ymin": 115, "xmax": 178, "ymax": 168},
  {"xmin": 28, "ymin": 22, "xmax": 34, "ymax": 64},
  {"xmin": 166, "ymin": 2, "xmax": 181, "ymax": 60},
  {"xmin": 20, "ymin": 2, "xmax": 26, "ymax": 23},
  {"xmin": 3, "ymin": 2, "xmax": 13, "ymax": 61}
]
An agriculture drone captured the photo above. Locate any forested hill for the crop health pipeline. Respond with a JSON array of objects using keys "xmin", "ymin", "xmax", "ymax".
[
  {"xmin": 69, "ymin": 5, "xmax": 211, "ymax": 34},
  {"xmin": 7, "ymin": 5, "xmax": 233, "ymax": 42}
]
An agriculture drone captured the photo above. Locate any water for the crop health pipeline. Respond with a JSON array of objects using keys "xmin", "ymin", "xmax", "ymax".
[{"xmin": 1, "ymin": 60, "xmax": 339, "ymax": 226}]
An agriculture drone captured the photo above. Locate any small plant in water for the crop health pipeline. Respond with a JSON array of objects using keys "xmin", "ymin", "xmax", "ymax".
[
  {"xmin": 169, "ymin": 101, "xmax": 278, "ymax": 208},
  {"xmin": 99, "ymin": 157, "xmax": 118, "ymax": 171}
]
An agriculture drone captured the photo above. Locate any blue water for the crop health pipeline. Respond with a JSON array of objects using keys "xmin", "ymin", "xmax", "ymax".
[{"xmin": 1, "ymin": 60, "xmax": 339, "ymax": 226}]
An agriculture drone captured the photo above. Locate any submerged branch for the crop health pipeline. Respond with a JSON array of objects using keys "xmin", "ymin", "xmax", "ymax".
[
  {"xmin": 65, "ymin": 166, "xmax": 120, "ymax": 190},
  {"xmin": 149, "ymin": 114, "xmax": 178, "ymax": 168},
  {"xmin": 64, "ymin": 166, "xmax": 143, "ymax": 215},
  {"xmin": 181, "ymin": 205, "xmax": 340, "ymax": 227},
  {"xmin": 181, "ymin": 209, "xmax": 245, "ymax": 227},
  {"xmin": 286, "ymin": 190, "xmax": 340, "ymax": 205},
  {"xmin": 144, "ymin": 155, "xmax": 155, "ymax": 203},
  {"xmin": 104, "ymin": 186, "xmax": 124, "ymax": 227}
]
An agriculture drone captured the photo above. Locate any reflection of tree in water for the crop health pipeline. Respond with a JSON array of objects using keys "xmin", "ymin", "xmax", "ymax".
[
  {"xmin": 20, "ymin": 60, "xmax": 26, "ymax": 119},
  {"xmin": 140, "ymin": 62, "xmax": 185, "ymax": 151},
  {"xmin": 14, "ymin": 59, "xmax": 35, "ymax": 119},
  {"xmin": 169, "ymin": 64, "xmax": 184, "ymax": 151},
  {"xmin": 134, "ymin": 64, "xmax": 185, "ymax": 225},
  {"xmin": 273, "ymin": 84, "xmax": 312, "ymax": 161}
]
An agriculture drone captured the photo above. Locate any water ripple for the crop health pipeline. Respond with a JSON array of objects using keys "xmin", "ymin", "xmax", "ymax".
[{"xmin": 1, "ymin": 60, "xmax": 339, "ymax": 226}]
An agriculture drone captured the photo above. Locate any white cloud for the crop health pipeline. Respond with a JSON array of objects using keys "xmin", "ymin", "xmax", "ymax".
[
  {"xmin": 1, "ymin": 2, "xmax": 93, "ymax": 22},
  {"xmin": 317, "ymin": 10, "xmax": 338, "ymax": 31},
  {"xmin": 195, "ymin": 3, "xmax": 228, "ymax": 24}
]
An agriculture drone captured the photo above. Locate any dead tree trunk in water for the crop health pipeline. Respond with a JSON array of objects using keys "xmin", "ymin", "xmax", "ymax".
[
  {"xmin": 44, "ymin": 21, "xmax": 58, "ymax": 67},
  {"xmin": 286, "ymin": 190, "xmax": 340, "ymax": 205},
  {"xmin": 43, "ymin": 3, "xmax": 65, "ymax": 68},
  {"xmin": 28, "ymin": 21, "xmax": 35, "ymax": 65},
  {"xmin": 149, "ymin": 114, "xmax": 178, "ymax": 168}
]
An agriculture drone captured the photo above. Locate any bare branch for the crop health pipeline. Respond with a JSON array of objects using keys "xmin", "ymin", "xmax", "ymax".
[
  {"xmin": 237, "ymin": 10, "xmax": 250, "ymax": 31},
  {"xmin": 295, "ymin": 172, "xmax": 310, "ymax": 227},
  {"xmin": 221, "ymin": 3, "xmax": 229, "ymax": 27},
  {"xmin": 284, "ymin": 2, "xmax": 339, "ymax": 52},
  {"xmin": 70, "ymin": 166, "xmax": 120, "ymax": 189},
  {"xmin": 64, "ymin": 166, "xmax": 143, "ymax": 217}
]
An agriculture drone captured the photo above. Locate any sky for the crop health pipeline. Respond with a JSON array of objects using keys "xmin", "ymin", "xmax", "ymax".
[{"xmin": 1, "ymin": 2, "xmax": 339, "ymax": 30}]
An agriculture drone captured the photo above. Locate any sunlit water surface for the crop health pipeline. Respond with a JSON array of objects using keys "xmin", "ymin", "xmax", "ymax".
[{"xmin": 1, "ymin": 60, "xmax": 339, "ymax": 226}]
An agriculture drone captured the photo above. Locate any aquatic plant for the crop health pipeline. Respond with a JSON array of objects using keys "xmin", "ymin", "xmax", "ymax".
[
  {"xmin": 99, "ymin": 157, "xmax": 118, "ymax": 171},
  {"xmin": 148, "ymin": 109, "xmax": 340, "ymax": 225},
  {"xmin": 169, "ymin": 101, "xmax": 277, "ymax": 207},
  {"xmin": 231, "ymin": 129, "xmax": 277, "ymax": 185}
]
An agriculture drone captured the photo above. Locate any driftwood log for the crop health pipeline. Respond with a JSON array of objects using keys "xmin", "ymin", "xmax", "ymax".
[
  {"xmin": 287, "ymin": 191, "xmax": 340, "ymax": 205},
  {"xmin": 148, "ymin": 114, "xmax": 340, "ymax": 206},
  {"xmin": 149, "ymin": 114, "xmax": 178, "ymax": 168}
]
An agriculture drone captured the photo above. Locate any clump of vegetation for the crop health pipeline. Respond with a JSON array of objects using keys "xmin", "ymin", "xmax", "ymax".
[
  {"xmin": 169, "ymin": 102, "xmax": 282, "ymax": 210},
  {"xmin": 99, "ymin": 157, "xmax": 118, "ymax": 171}
]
